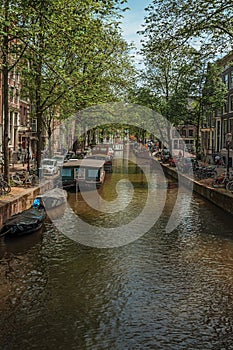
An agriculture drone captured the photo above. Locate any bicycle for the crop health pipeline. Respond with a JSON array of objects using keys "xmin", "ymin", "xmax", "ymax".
[
  {"xmin": 226, "ymin": 179, "xmax": 233, "ymax": 192},
  {"xmin": 11, "ymin": 170, "xmax": 39, "ymax": 187},
  {"xmin": 0, "ymin": 174, "xmax": 11, "ymax": 195},
  {"xmin": 212, "ymin": 171, "xmax": 233, "ymax": 188},
  {"xmin": 192, "ymin": 166, "xmax": 217, "ymax": 180}
]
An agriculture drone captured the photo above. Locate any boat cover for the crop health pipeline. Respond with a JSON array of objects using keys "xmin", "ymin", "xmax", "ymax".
[{"xmin": 0, "ymin": 208, "xmax": 46, "ymax": 236}]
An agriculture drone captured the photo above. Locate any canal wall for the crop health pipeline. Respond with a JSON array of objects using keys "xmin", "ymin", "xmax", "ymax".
[
  {"xmin": 162, "ymin": 164, "xmax": 233, "ymax": 216},
  {"xmin": 0, "ymin": 180, "xmax": 54, "ymax": 226}
]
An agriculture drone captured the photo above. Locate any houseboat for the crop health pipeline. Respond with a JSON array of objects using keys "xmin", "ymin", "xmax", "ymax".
[
  {"xmin": 78, "ymin": 159, "xmax": 106, "ymax": 190},
  {"xmin": 91, "ymin": 144, "xmax": 114, "ymax": 158},
  {"xmin": 85, "ymin": 154, "xmax": 112, "ymax": 172},
  {"xmin": 61, "ymin": 159, "xmax": 106, "ymax": 191}
]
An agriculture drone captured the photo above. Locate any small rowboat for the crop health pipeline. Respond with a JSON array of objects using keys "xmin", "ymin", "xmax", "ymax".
[
  {"xmin": 0, "ymin": 206, "xmax": 46, "ymax": 239},
  {"xmin": 0, "ymin": 188, "xmax": 67, "ymax": 239},
  {"xmin": 36, "ymin": 188, "xmax": 67, "ymax": 220}
]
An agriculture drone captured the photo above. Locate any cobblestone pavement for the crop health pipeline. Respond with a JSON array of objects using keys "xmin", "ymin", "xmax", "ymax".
[{"xmin": 1, "ymin": 162, "xmax": 45, "ymax": 204}]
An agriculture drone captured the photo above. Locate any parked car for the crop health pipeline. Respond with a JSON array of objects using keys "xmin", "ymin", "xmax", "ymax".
[
  {"xmin": 41, "ymin": 159, "xmax": 59, "ymax": 176},
  {"xmin": 52, "ymin": 155, "xmax": 65, "ymax": 167}
]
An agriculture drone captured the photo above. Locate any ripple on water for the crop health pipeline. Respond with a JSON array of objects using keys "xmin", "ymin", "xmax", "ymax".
[{"xmin": 1, "ymin": 172, "xmax": 233, "ymax": 349}]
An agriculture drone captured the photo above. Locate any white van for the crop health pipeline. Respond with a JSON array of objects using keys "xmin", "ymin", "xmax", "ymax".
[{"xmin": 41, "ymin": 159, "xmax": 59, "ymax": 176}]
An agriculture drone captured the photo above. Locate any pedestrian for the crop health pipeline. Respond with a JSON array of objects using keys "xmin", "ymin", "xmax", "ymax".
[{"xmin": 215, "ymin": 154, "xmax": 220, "ymax": 167}]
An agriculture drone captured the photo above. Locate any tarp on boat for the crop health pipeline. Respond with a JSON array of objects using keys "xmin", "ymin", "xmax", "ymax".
[{"xmin": 0, "ymin": 208, "xmax": 46, "ymax": 237}]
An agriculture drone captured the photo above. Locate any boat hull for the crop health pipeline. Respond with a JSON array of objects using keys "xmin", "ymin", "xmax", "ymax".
[{"xmin": 0, "ymin": 208, "xmax": 46, "ymax": 239}]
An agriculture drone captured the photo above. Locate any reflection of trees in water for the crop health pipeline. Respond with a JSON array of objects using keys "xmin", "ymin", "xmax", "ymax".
[{"xmin": 0, "ymin": 229, "xmax": 49, "ymax": 341}]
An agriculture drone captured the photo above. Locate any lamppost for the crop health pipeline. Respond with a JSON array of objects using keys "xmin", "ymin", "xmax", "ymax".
[{"xmin": 226, "ymin": 132, "xmax": 232, "ymax": 179}]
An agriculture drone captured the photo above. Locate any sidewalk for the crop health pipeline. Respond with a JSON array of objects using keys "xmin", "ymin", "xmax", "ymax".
[
  {"xmin": 9, "ymin": 160, "xmax": 35, "ymax": 173},
  {"xmin": 0, "ymin": 162, "xmax": 37, "ymax": 202},
  {"xmin": 0, "ymin": 164, "xmax": 55, "ymax": 226},
  {"xmin": 162, "ymin": 162, "xmax": 233, "ymax": 217}
]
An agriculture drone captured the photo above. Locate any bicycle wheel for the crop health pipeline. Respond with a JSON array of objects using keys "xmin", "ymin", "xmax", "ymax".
[
  {"xmin": 3, "ymin": 180, "xmax": 11, "ymax": 193},
  {"xmin": 226, "ymin": 180, "xmax": 233, "ymax": 192},
  {"xmin": 197, "ymin": 171, "xmax": 204, "ymax": 180},
  {"xmin": 11, "ymin": 174, "xmax": 22, "ymax": 186},
  {"xmin": 209, "ymin": 170, "xmax": 217, "ymax": 178},
  {"xmin": 25, "ymin": 175, "xmax": 33, "ymax": 186},
  {"xmin": 32, "ymin": 175, "xmax": 39, "ymax": 186},
  {"xmin": 212, "ymin": 179, "xmax": 221, "ymax": 188},
  {"xmin": 0, "ymin": 180, "xmax": 11, "ymax": 194}
]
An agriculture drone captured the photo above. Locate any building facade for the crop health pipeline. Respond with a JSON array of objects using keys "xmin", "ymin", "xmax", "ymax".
[
  {"xmin": 218, "ymin": 53, "xmax": 233, "ymax": 166},
  {"xmin": 172, "ymin": 124, "xmax": 197, "ymax": 154},
  {"xmin": 200, "ymin": 52, "xmax": 233, "ymax": 165}
]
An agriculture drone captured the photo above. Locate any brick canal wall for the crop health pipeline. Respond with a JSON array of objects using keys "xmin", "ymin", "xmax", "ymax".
[
  {"xmin": 163, "ymin": 165, "xmax": 233, "ymax": 216},
  {"xmin": 0, "ymin": 180, "xmax": 54, "ymax": 227}
]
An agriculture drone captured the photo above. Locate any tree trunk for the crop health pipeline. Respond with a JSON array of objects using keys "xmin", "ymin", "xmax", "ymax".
[
  {"xmin": 48, "ymin": 126, "xmax": 52, "ymax": 158},
  {"xmin": 35, "ymin": 68, "xmax": 43, "ymax": 169},
  {"xmin": 2, "ymin": 0, "xmax": 10, "ymax": 182},
  {"xmin": 195, "ymin": 105, "xmax": 202, "ymax": 160}
]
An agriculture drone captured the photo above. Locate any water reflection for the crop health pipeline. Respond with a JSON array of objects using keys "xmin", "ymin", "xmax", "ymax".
[{"xmin": 0, "ymin": 156, "xmax": 233, "ymax": 349}]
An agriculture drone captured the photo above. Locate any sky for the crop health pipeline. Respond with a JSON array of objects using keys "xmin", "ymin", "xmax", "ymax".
[{"xmin": 120, "ymin": 0, "xmax": 151, "ymax": 66}]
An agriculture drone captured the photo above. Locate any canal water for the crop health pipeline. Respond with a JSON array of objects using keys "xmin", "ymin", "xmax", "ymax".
[{"xmin": 1, "ymin": 153, "xmax": 233, "ymax": 349}]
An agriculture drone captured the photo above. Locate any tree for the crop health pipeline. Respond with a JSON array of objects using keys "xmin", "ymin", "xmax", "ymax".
[
  {"xmin": 143, "ymin": 0, "xmax": 233, "ymax": 55},
  {"xmin": 136, "ymin": 1, "xmax": 229, "ymax": 157},
  {"xmin": 1, "ymin": 0, "xmax": 134, "ymax": 177},
  {"xmin": 137, "ymin": 37, "xmax": 202, "ymax": 149},
  {"xmin": 202, "ymin": 62, "xmax": 227, "ymax": 116},
  {"xmin": 16, "ymin": 0, "xmax": 135, "ymax": 169},
  {"xmin": 1, "ymin": 0, "xmax": 28, "ymax": 181}
]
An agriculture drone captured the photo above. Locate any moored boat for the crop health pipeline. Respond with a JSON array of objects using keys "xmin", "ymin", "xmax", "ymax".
[
  {"xmin": 0, "ymin": 203, "xmax": 46, "ymax": 239},
  {"xmin": 62, "ymin": 159, "xmax": 106, "ymax": 191},
  {"xmin": 85, "ymin": 154, "xmax": 112, "ymax": 172},
  {"xmin": 77, "ymin": 159, "xmax": 106, "ymax": 191},
  {"xmin": 36, "ymin": 188, "xmax": 67, "ymax": 220}
]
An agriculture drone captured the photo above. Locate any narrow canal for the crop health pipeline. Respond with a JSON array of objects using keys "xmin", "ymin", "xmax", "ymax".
[{"xmin": 1, "ymin": 153, "xmax": 233, "ymax": 349}]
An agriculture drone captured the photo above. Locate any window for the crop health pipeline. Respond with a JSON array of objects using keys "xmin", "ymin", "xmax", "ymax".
[
  {"xmin": 222, "ymin": 119, "xmax": 228, "ymax": 146},
  {"xmin": 230, "ymin": 71, "xmax": 233, "ymax": 88},
  {"xmin": 230, "ymin": 119, "xmax": 233, "ymax": 135},
  {"xmin": 223, "ymin": 100, "xmax": 229, "ymax": 114},
  {"xmin": 15, "ymin": 89, "xmax": 19, "ymax": 104},
  {"xmin": 230, "ymin": 95, "xmax": 233, "ymax": 112},
  {"xmin": 189, "ymin": 129, "xmax": 193, "ymax": 137},
  {"xmin": 62, "ymin": 168, "xmax": 72, "ymax": 177},
  {"xmin": 182, "ymin": 129, "xmax": 186, "ymax": 137},
  {"xmin": 10, "ymin": 87, "xmax": 14, "ymax": 102},
  {"xmin": 87, "ymin": 169, "xmax": 99, "ymax": 179},
  {"xmin": 14, "ymin": 112, "xmax": 18, "ymax": 126},
  {"xmin": 224, "ymin": 74, "xmax": 229, "ymax": 89},
  {"xmin": 32, "ymin": 118, "xmax": 37, "ymax": 132}
]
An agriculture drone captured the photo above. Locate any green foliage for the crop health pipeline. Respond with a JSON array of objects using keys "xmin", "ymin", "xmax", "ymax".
[
  {"xmin": 143, "ymin": 0, "xmax": 233, "ymax": 56},
  {"xmin": 1, "ymin": 0, "xmax": 135, "ymax": 168},
  {"xmin": 202, "ymin": 62, "xmax": 227, "ymax": 112}
]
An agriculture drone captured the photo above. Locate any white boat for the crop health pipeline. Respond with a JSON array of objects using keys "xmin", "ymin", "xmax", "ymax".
[{"xmin": 36, "ymin": 188, "xmax": 67, "ymax": 220}]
